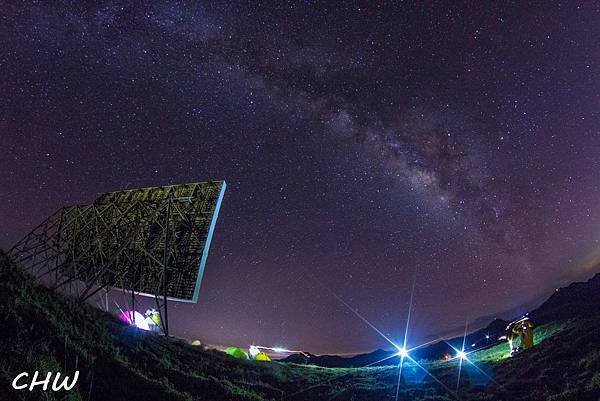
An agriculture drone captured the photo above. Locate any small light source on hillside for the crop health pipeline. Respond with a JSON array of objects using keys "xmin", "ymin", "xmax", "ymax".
[
  {"xmin": 397, "ymin": 347, "xmax": 409, "ymax": 358},
  {"xmin": 457, "ymin": 350, "xmax": 467, "ymax": 360},
  {"xmin": 485, "ymin": 335, "xmax": 490, "ymax": 340},
  {"xmin": 249, "ymin": 345, "xmax": 260, "ymax": 358}
]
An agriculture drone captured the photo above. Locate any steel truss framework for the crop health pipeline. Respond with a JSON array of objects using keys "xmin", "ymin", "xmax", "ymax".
[{"xmin": 9, "ymin": 181, "xmax": 226, "ymax": 334}]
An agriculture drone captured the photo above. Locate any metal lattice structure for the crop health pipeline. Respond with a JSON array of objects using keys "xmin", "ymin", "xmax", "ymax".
[{"xmin": 8, "ymin": 181, "xmax": 226, "ymax": 334}]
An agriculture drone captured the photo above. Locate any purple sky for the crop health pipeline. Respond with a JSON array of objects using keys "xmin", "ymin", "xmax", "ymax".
[{"xmin": 1, "ymin": 2, "xmax": 599, "ymax": 354}]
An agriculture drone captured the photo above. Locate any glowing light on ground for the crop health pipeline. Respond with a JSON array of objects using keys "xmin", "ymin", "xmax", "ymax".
[
  {"xmin": 444, "ymin": 329, "xmax": 499, "ymax": 391},
  {"xmin": 118, "ymin": 310, "xmax": 150, "ymax": 331},
  {"xmin": 394, "ymin": 272, "xmax": 417, "ymax": 401},
  {"xmin": 306, "ymin": 271, "xmax": 462, "ymax": 401},
  {"xmin": 454, "ymin": 322, "xmax": 469, "ymax": 389},
  {"xmin": 249, "ymin": 345, "xmax": 260, "ymax": 358},
  {"xmin": 396, "ymin": 347, "xmax": 409, "ymax": 358}
]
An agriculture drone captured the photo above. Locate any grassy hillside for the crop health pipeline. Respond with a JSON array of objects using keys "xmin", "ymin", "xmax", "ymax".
[{"xmin": 1, "ymin": 250, "xmax": 599, "ymax": 401}]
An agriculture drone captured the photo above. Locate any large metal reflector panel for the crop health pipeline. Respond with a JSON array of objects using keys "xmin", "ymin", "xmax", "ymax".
[
  {"xmin": 94, "ymin": 181, "xmax": 226, "ymax": 302},
  {"xmin": 9, "ymin": 181, "xmax": 226, "ymax": 303}
]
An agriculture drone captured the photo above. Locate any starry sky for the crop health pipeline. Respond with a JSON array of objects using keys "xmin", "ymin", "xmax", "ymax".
[{"xmin": 2, "ymin": 2, "xmax": 600, "ymax": 354}]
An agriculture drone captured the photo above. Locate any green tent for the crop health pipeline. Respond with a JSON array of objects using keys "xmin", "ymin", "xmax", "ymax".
[{"xmin": 225, "ymin": 346, "xmax": 249, "ymax": 359}]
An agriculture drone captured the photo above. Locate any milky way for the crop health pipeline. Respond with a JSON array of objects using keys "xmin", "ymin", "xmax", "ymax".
[{"xmin": 1, "ymin": 2, "xmax": 599, "ymax": 353}]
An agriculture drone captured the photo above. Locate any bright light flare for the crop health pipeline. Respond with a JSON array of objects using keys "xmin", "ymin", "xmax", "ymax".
[
  {"xmin": 249, "ymin": 345, "xmax": 260, "ymax": 358},
  {"xmin": 302, "ymin": 271, "xmax": 461, "ymax": 401},
  {"xmin": 444, "ymin": 344, "xmax": 472, "ymax": 362},
  {"xmin": 252, "ymin": 345, "xmax": 308, "ymax": 357},
  {"xmin": 396, "ymin": 347, "xmax": 409, "ymax": 358},
  {"xmin": 444, "ymin": 340, "xmax": 500, "ymax": 390}
]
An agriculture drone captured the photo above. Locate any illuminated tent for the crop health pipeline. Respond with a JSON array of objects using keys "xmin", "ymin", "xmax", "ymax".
[
  {"xmin": 225, "ymin": 347, "xmax": 248, "ymax": 359},
  {"xmin": 119, "ymin": 310, "xmax": 150, "ymax": 331},
  {"xmin": 254, "ymin": 352, "xmax": 271, "ymax": 362},
  {"xmin": 191, "ymin": 340, "xmax": 202, "ymax": 346},
  {"xmin": 144, "ymin": 309, "xmax": 161, "ymax": 332},
  {"xmin": 145, "ymin": 309, "xmax": 161, "ymax": 326}
]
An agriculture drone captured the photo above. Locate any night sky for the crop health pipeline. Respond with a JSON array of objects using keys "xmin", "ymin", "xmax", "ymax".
[{"xmin": 2, "ymin": 2, "xmax": 600, "ymax": 354}]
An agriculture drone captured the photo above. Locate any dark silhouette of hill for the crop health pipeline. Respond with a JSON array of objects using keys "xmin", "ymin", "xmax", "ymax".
[{"xmin": 530, "ymin": 273, "xmax": 600, "ymax": 324}]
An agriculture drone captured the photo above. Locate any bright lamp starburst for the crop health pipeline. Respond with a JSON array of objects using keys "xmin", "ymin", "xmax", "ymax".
[{"xmin": 396, "ymin": 347, "xmax": 409, "ymax": 358}]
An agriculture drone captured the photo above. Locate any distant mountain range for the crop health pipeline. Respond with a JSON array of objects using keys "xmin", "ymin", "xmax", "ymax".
[
  {"xmin": 530, "ymin": 273, "xmax": 600, "ymax": 324},
  {"xmin": 282, "ymin": 271, "xmax": 600, "ymax": 367},
  {"xmin": 281, "ymin": 318, "xmax": 509, "ymax": 367}
]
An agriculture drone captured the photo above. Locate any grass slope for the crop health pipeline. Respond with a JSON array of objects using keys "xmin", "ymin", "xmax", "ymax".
[{"xmin": 1, "ymin": 250, "xmax": 599, "ymax": 401}]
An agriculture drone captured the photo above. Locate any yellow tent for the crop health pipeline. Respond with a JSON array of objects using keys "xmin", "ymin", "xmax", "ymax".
[
  {"xmin": 191, "ymin": 339, "xmax": 202, "ymax": 346},
  {"xmin": 255, "ymin": 352, "xmax": 271, "ymax": 362}
]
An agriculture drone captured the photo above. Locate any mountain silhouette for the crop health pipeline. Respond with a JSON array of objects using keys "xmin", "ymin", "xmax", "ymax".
[{"xmin": 282, "ymin": 271, "xmax": 600, "ymax": 367}]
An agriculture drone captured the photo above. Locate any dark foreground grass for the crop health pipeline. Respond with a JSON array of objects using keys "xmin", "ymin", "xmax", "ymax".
[{"xmin": 1, "ymin": 251, "xmax": 599, "ymax": 401}]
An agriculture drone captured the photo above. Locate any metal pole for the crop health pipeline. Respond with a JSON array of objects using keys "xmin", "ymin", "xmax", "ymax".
[
  {"xmin": 162, "ymin": 200, "xmax": 171, "ymax": 336},
  {"xmin": 131, "ymin": 279, "xmax": 135, "ymax": 323}
]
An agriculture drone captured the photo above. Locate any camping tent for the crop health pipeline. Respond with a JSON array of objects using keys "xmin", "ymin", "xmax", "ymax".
[
  {"xmin": 255, "ymin": 352, "xmax": 271, "ymax": 362},
  {"xmin": 119, "ymin": 310, "xmax": 150, "ymax": 331},
  {"xmin": 225, "ymin": 346, "xmax": 248, "ymax": 359}
]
